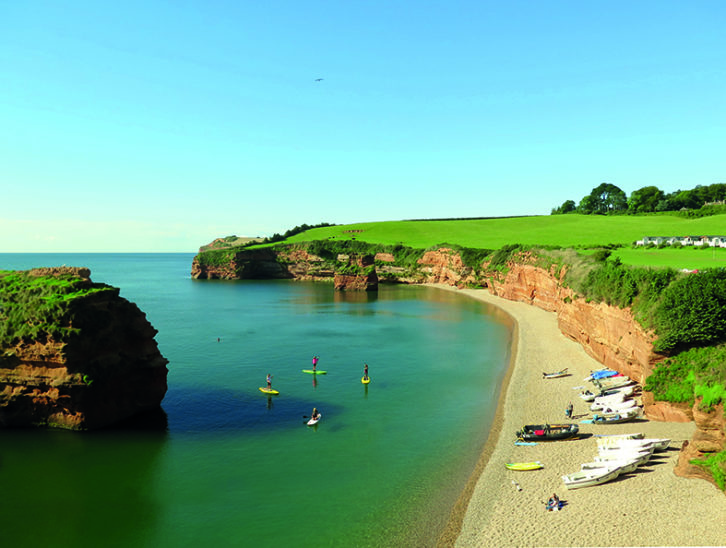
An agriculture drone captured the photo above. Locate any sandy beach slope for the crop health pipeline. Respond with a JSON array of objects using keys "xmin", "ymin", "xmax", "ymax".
[{"xmin": 432, "ymin": 286, "xmax": 726, "ymax": 548}]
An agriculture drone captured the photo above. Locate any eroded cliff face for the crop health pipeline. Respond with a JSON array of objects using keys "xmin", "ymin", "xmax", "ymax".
[
  {"xmin": 486, "ymin": 262, "xmax": 658, "ymax": 385},
  {"xmin": 192, "ymin": 249, "xmax": 294, "ymax": 279},
  {"xmin": 416, "ymin": 248, "xmax": 479, "ymax": 286},
  {"xmin": 0, "ymin": 268, "xmax": 168, "ymax": 430},
  {"xmin": 675, "ymin": 402, "xmax": 726, "ymax": 488},
  {"xmin": 333, "ymin": 254, "xmax": 378, "ymax": 291}
]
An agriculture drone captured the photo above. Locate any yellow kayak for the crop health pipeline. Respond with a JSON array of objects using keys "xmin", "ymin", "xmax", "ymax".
[{"xmin": 505, "ymin": 461, "xmax": 543, "ymax": 471}]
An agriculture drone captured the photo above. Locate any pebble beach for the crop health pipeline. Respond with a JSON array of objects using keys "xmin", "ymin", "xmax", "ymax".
[{"xmin": 433, "ymin": 286, "xmax": 726, "ymax": 548}]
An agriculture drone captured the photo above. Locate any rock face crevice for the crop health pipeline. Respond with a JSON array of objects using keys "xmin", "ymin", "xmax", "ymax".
[{"xmin": 0, "ymin": 268, "xmax": 168, "ymax": 430}]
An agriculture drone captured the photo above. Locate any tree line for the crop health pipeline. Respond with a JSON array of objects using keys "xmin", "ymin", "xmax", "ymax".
[{"xmin": 551, "ymin": 182, "xmax": 726, "ymax": 215}]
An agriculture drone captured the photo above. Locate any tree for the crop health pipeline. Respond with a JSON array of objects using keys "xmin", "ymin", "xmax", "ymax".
[
  {"xmin": 551, "ymin": 199, "xmax": 577, "ymax": 215},
  {"xmin": 628, "ymin": 186, "xmax": 665, "ymax": 213},
  {"xmin": 577, "ymin": 194, "xmax": 598, "ymax": 214},
  {"xmin": 583, "ymin": 183, "xmax": 627, "ymax": 214}
]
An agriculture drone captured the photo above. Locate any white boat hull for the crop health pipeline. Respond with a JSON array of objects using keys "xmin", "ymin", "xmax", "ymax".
[{"xmin": 562, "ymin": 467, "xmax": 622, "ymax": 489}]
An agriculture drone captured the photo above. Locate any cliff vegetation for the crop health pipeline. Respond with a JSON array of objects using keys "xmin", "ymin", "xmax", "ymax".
[{"xmin": 0, "ymin": 268, "xmax": 113, "ymax": 348}]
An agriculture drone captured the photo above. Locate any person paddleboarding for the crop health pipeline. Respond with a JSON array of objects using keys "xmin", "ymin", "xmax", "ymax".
[
  {"xmin": 363, "ymin": 363, "xmax": 369, "ymax": 381},
  {"xmin": 312, "ymin": 356, "xmax": 319, "ymax": 372},
  {"xmin": 266, "ymin": 373, "xmax": 273, "ymax": 391}
]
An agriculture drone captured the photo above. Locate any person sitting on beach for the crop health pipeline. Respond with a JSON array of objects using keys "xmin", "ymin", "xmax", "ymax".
[
  {"xmin": 565, "ymin": 402, "xmax": 573, "ymax": 418},
  {"xmin": 546, "ymin": 493, "xmax": 560, "ymax": 511}
]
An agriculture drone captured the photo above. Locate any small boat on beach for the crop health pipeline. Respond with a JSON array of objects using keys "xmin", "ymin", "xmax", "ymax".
[
  {"xmin": 593, "ymin": 377, "xmax": 634, "ymax": 391},
  {"xmin": 585, "ymin": 369, "xmax": 620, "ymax": 381},
  {"xmin": 591, "ymin": 398, "xmax": 638, "ymax": 412},
  {"xmin": 517, "ymin": 423, "xmax": 579, "ymax": 441},
  {"xmin": 505, "ymin": 461, "xmax": 544, "ymax": 471},
  {"xmin": 595, "ymin": 432, "xmax": 645, "ymax": 440},
  {"xmin": 542, "ymin": 368, "xmax": 569, "ymax": 379},
  {"xmin": 582, "ymin": 409, "xmax": 641, "ymax": 424},
  {"xmin": 562, "ymin": 467, "xmax": 622, "ymax": 489},
  {"xmin": 581, "ymin": 459, "xmax": 639, "ymax": 474},
  {"xmin": 595, "ymin": 450, "xmax": 652, "ymax": 467},
  {"xmin": 580, "ymin": 385, "xmax": 635, "ymax": 402},
  {"xmin": 598, "ymin": 445, "xmax": 655, "ymax": 461},
  {"xmin": 597, "ymin": 437, "xmax": 670, "ymax": 452}
]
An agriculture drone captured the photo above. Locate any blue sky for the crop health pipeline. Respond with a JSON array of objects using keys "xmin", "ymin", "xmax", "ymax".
[{"xmin": 1, "ymin": 1, "xmax": 724, "ymax": 252}]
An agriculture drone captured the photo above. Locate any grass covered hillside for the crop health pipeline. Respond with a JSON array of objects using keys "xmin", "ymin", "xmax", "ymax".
[
  {"xmin": 279, "ymin": 214, "xmax": 726, "ymax": 270},
  {"xmin": 284, "ymin": 214, "xmax": 726, "ymax": 248}
]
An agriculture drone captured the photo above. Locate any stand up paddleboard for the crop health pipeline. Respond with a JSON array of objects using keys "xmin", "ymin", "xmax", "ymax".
[
  {"xmin": 361, "ymin": 377, "xmax": 370, "ymax": 384},
  {"xmin": 302, "ymin": 370, "xmax": 327, "ymax": 374},
  {"xmin": 259, "ymin": 387, "xmax": 279, "ymax": 395},
  {"xmin": 307, "ymin": 414, "xmax": 321, "ymax": 426},
  {"xmin": 505, "ymin": 461, "xmax": 543, "ymax": 471}
]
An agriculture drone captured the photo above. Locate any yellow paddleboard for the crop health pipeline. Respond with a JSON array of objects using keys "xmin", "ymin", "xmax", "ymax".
[
  {"xmin": 361, "ymin": 377, "xmax": 370, "ymax": 384},
  {"xmin": 505, "ymin": 461, "xmax": 543, "ymax": 471},
  {"xmin": 259, "ymin": 387, "xmax": 279, "ymax": 395}
]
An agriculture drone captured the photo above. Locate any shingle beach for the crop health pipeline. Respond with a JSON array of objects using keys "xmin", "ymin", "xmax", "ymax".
[{"xmin": 433, "ymin": 286, "xmax": 726, "ymax": 548}]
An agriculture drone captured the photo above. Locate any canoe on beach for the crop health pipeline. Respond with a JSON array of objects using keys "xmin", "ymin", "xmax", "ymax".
[{"xmin": 542, "ymin": 368, "xmax": 569, "ymax": 379}]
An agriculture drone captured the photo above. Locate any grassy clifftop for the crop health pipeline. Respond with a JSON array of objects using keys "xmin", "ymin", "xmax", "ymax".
[{"xmin": 0, "ymin": 267, "xmax": 114, "ymax": 349}]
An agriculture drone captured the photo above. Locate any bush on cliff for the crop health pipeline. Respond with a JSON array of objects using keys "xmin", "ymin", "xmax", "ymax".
[
  {"xmin": 644, "ymin": 345, "xmax": 726, "ymax": 408},
  {"xmin": 652, "ymin": 269, "xmax": 726, "ymax": 353},
  {"xmin": 690, "ymin": 451, "xmax": 726, "ymax": 490},
  {"xmin": 196, "ymin": 248, "xmax": 239, "ymax": 268},
  {"xmin": 574, "ymin": 260, "xmax": 677, "ymax": 312}
]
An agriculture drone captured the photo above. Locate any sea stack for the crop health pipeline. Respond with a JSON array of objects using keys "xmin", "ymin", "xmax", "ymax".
[
  {"xmin": 0, "ymin": 267, "xmax": 168, "ymax": 430},
  {"xmin": 334, "ymin": 254, "xmax": 378, "ymax": 291}
]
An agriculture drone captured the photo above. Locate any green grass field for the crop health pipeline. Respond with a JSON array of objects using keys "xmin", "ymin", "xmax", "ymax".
[
  {"xmin": 611, "ymin": 247, "xmax": 726, "ymax": 270},
  {"xmin": 281, "ymin": 214, "xmax": 726, "ymax": 269}
]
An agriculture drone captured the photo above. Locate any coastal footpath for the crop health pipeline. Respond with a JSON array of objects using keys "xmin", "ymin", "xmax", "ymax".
[
  {"xmin": 192, "ymin": 243, "xmax": 726, "ymax": 491},
  {"xmin": 0, "ymin": 267, "xmax": 168, "ymax": 430}
]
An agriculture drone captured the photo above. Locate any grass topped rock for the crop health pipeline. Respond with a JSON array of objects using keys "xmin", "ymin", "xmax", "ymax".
[{"xmin": 0, "ymin": 267, "xmax": 168, "ymax": 430}]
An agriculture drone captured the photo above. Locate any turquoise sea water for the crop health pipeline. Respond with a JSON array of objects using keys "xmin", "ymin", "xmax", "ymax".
[{"xmin": 0, "ymin": 254, "xmax": 512, "ymax": 547}]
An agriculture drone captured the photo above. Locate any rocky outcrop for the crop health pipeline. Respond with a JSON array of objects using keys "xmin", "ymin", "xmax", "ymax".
[
  {"xmin": 334, "ymin": 254, "xmax": 378, "ymax": 291},
  {"xmin": 416, "ymin": 248, "xmax": 478, "ymax": 287},
  {"xmin": 0, "ymin": 267, "xmax": 168, "ymax": 430},
  {"xmin": 192, "ymin": 249, "xmax": 293, "ymax": 279},
  {"xmin": 675, "ymin": 401, "xmax": 726, "ymax": 486}
]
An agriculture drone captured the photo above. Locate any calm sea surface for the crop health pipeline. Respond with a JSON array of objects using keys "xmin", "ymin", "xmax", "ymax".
[{"xmin": 0, "ymin": 254, "xmax": 512, "ymax": 547}]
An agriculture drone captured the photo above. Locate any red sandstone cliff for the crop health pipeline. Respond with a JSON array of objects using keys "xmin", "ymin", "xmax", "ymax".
[
  {"xmin": 0, "ymin": 268, "xmax": 168, "ymax": 430},
  {"xmin": 333, "ymin": 254, "xmax": 378, "ymax": 291}
]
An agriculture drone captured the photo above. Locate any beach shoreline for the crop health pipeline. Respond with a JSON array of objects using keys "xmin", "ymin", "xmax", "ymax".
[{"xmin": 431, "ymin": 285, "xmax": 726, "ymax": 548}]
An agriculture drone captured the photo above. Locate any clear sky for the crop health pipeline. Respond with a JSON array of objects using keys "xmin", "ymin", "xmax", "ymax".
[{"xmin": 1, "ymin": 1, "xmax": 724, "ymax": 252}]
